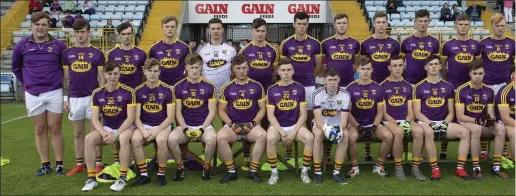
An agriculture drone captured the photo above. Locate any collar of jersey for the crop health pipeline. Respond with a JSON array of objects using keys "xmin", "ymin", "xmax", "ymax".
[
  {"xmin": 187, "ymin": 76, "xmax": 203, "ymax": 84},
  {"xmin": 386, "ymin": 77, "xmax": 405, "ymax": 82},
  {"xmin": 425, "ymin": 77, "xmax": 442, "ymax": 84},
  {"xmin": 467, "ymin": 81, "xmax": 486, "ymax": 90},
  {"xmin": 104, "ymin": 83, "xmax": 121, "ymax": 92},
  {"xmin": 146, "ymin": 80, "xmax": 162, "ymax": 88},
  {"xmin": 333, "ymin": 34, "xmax": 350, "ymax": 40},
  {"xmin": 277, "ymin": 80, "xmax": 294, "ymax": 86},
  {"xmin": 372, "ymin": 34, "xmax": 388, "ymax": 40},
  {"xmin": 453, "ymin": 36, "xmax": 472, "ymax": 41},
  {"xmin": 28, "ymin": 34, "xmax": 56, "ymax": 43},
  {"xmin": 490, "ymin": 35, "xmax": 506, "ymax": 40},
  {"xmin": 161, "ymin": 37, "xmax": 178, "ymax": 45},
  {"xmin": 294, "ymin": 34, "xmax": 308, "ymax": 41},
  {"xmin": 357, "ymin": 79, "xmax": 373, "ymax": 86},
  {"xmin": 251, "ymin": 41, "xmax": 268, "ymax": 47},
  {"xmin": 234, "ymin": 78, "xmax": 250, "ymax": 85}
]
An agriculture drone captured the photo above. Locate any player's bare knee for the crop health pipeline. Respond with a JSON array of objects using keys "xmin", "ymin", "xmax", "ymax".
[
  {"xmin": 392, "ymin": 127, "xmax": 404, "ymax": 140},
  {"xmin": 382, "ymin": 131, "xmax": 394, "ymax": 144},
  {"xmin": 313, "ymin": 128, "xmax": 324, "ymax": 142},
  {"xmin": 73, "ymin": 129, "xmax": 85, "ymax": 139},
  {"xmin": 459, "ymin": 127, "xmax": 471, "ymax": 140},
  {"xmin": 304, "ymin": 133, "xmax": 314, "ymax": 147},
  {"xmin": 494, "ymin": 124, "xmax": 507, "ymax": 137},
  {"xmin": 131, "ymin": 135, "xmax": 144, "ymax": 147},
  {"xmin": 155, "ymin": 135, "xmax": 168, "ymax": 147},
  {"xmin": 85, "ymin": 132, "xmax": 99, "ymax": 145},
  {"xmin": 47, "ymin": 123, "xmax": 62, "ymax": 135}
]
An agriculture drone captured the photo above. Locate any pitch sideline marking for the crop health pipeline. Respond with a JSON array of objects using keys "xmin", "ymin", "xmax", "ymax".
[{"xmin": 1, "ymin": 115, "xmax": 27, "ymax": 125}]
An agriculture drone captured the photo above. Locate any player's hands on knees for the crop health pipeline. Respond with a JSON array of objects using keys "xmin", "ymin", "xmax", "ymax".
[
  {"xmin": 104, "ymin": 133, "xmax": 116, "ymax": 144},
  {"xmin": 229, "ymin": 122, "xmax": 243, "ymax": 135},
  {"xmin": 63, "ymin": 101, "xmax": 70, "ymax": 112},
  {"xmin": 149, "ymin": 127, "xmax": 159, "ymax": 141},
  {"xmin": 242, "ymin": 121, "xmax": 258, "ymax": 133},
  {"xmin": 286, "ymin": 132, "xmax": 295, "ymax": 147}
]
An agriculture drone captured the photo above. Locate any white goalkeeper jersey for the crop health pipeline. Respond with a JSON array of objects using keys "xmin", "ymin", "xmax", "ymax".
[
  {"xmin": 198, "ymin": 43, "xmax": 237, "ymax": 92},
  {"xmin": 313, "ymin": 87, "xmax": 351, "ymax": 125}
]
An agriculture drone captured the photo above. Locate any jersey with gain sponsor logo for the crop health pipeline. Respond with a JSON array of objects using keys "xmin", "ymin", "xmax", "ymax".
[
  {"xmin": 148, "ymin": 39, "xmax": 191, "ymax": 85},
  {"xmin": 360, "ymin": 35, "xmax": 401, "ymax": 83},
  {"xmin": 312, "ymin": 87, "xmax": 351, "ymax": 125},
  {"xmin": 321, "ymin": 36, "xmax": 360, "ymax": 86},
  {"xmin": 380, "ymin": 78, "xmax": 413, "ymax": 121},
  {"xmin": 62, "ymin": 46, "xmax": 105, "ymax": 98},
  {"xmin": 413, "ymin": 79, "xmax": 454, "ymax": 121},
  {"xmin": 106, "ymin": 46, "xmax": 147, "ymax": 88},
  {"xmin": 480, "ymin": 37, "xmax": 515, "ymax": 85},
  {"xmin": 239, "ymin": 42, "xmax": 278, "ymax": 90},
  {"xmin": 496, "ymin": 83, "xmax": 515, "ymax": 120},
  {"xmin": 280, "ymin": 35, "xmax": 322, "ymax": 87},
  {"xmin": 92, "ymin": 84, "xmax": 135, "ymax": 129},
  {"xmin": 346, "ymin": 80, "xmax": 385, "ymax": 126},
  {"xmin": 198, "ymin": 43, "xmax": 237, "ymax": 91},
  {"xmin": 220, "ymin": 79, "xmax": 265, "ymax": 123},
  {"xmin": 441, "ymin": 38, "xmax": 481, "ymax": 88},
  {"xmin": 174, "ymin": 77, "xmax": 216, "ymax": 126},
  {"xmin": 135, "ymin": 81, "xmax": 175, "ymax": 126},
  {"xmin": 401, "ymin": 34, "xmax": 440, "ymax": 84},
  {"xmin": 455, "ymin": 82, "xmax": 494, "ymax": 119},
  {"xmin": 267, "ymin": 81, "xmax": 306, "ymax": 127}
]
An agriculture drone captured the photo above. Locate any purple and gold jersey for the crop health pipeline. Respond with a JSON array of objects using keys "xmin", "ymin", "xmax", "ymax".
[
  {"xmin": 148, "ymin": 39, "xmax": 191, "ymax": 85},
  {"xmin": 12, "ymin": 35, "xmax": 67, "ymax": 95},
  {"xmin": 401, "ymin": 35, "xmax": 440, "ymax": 84},
  {"xmin": 135, "ymin": 81, "xmax": 174, "ymax": 126},
  {"xmin": 239, "ymin": 42, "xmax": 278, "ymax": 89},
  {"xmin": 441, "ymin": 38, "xmax": 481, "ymax": 88},
  {"xmin": 92, "ymin": 84, "xmax": 135, "ymax": 129},
  {"xmin": 360, "ymin": 35, "xmax": 401, "ymax": 83},
  {"xmin": 496, "ymin": 83, "xmax": 515, "ymax": 120},
  {"xmin": 107, "ymin": 46, "xmax": 147, "ymax": 88},
  {"xmin": 413, "ymin": 79, "xmax": 454, "ymax": 121},
  {"xmin": 174, "ymin": 77, "xmax": 216, "ymax": 126},
  {"xmin": 62, "ymin": 46, "xmax": 105, "ymax": 98},
  {"xmin": 220, "ymin": 79, "xmax": 265, "ymax": 123},
  {"xmin": 280, "ymin": 35, "xmax": 322, "ymax": 86},
  {"xmin": 455, "ymin": 82, "xmax": 495, "ymax": 119},
  {"xmin": 346, "ymin": 80, "xmax": 385, "ymax": 126},
  {"xmin": 267, "ymin": 81, "xmax": 306, "ymax": 127},
  {"xmin": 321, "ymin": 36, "xmax": 360, "ymax": 86},
  {"xmin": 380, "ymin": 78, "xmax": 413, "ymax": 121},
  {"xmin": 480, "ymin": 37, "xmax": 515, "ymax": 85}
]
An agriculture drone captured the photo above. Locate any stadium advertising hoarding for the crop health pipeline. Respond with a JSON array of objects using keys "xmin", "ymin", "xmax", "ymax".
[{"xmin": 188, "ymin": 1, "xmax": 327, "ymax": 23}]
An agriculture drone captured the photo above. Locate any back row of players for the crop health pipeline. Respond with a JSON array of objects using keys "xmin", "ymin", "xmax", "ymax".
[{"xmin": 12, "ymin": 10, "xmax": 514, "ymax": 192}]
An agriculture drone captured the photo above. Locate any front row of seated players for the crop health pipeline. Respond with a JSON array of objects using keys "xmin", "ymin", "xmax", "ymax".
[{"xmin": 80, "ymin": 53, "xmax": 513, "ymax": 191}]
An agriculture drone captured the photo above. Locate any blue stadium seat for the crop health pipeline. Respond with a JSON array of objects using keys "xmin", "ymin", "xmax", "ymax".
[
  {"xmin": 135, "ymin": 5, "xmax": 145, "ymax": 13},
  {"xmin": 104, "ymin": 6, "xmax": 115, "ymax": 14},
  {"xmin": 98, "ymin": 1, "xmax": 109, "ymax": 6},
  {"xmin": 125, "ymin": 6, "xmax": 135, "ymax": 14},
  {"xmin": 136, "ymin": 1, "xmax": 149, "ymax": 6},
  {"xmin": 430, "ymin": 12, "xmax": 440, "ymax": 19},
  {"xmin": 96, "ymin": 6, "xmax": 105, "ymax": 14},
  {"xmin": 474, "ymin": 21, "xmax": 484, "ymax": 27},
  {"xmin": 20, "ymin": 21, "xmax": 30, "ymax": 28},
  {"xmin": 0, "ymin": 75, "xmax": 14, "ymax": 94},
  {"xmin": 411, "ymin": 1, "xmax": 421, "ymax": 6},
  {"xmin": 374, "ymin": 1, "xmax": 385, "ymax": 6},
  {"xmin": 377, "ymin": 7, "xmax": 386, "ymax": 12},
  {"xmin": 115, "ymin": 6, "xmax": 125, "ymax": 13},
  {"xmin": 90, "ymin": 14, "xmax": 101, "ymax": 21},
  {"xmin": 365, "ymin": 1, "xmax": 374, "ymax": 6},
  {"xmin": 366, "ymin": 6, "xmax": 375, "ymax": 12},
  {"xmin": 435, "ymin": 21, "xmax": 445, "ymax": 27},
  {"xmin": 127, "ymin": 1, "xmax": 137, "ymax": 6},
  {"xmin": 398, "ymin": 7, "xmax": 406, "ymax": 12},
  {"xmin": 421, "ymin": 1, "xmax": 431, "ymax": 6},
  {"xmin": 111, "ymin": 14, "xmax": 122, "ymax": 21},
  {"xmin": 430, "ymin": 1, "xmax": 441, "ymax": 6},
  {"xmin": 132, "ymin": 13, "xmax": 144, "ymax": 20},
  {"xmin": 404, "ymin": 1, "xmax": 412, "ymax": 6},
  {"xmin": 406, "ymin": 6, "xmax": 416, "ymax": 12},
  {"xmin": 390, "ymin": 13, "xmax": 401, "ymax": 21},
  {"xmin": 401, "ymin": 13, "xmax": 411, "ymax": 20},
  {"xmin": 444, "ymin": 21, "xmax": 455, "ymax": 27},
  {"xmin": 402, "ymin": 19, "xmax": 412, "ymax": 26}
]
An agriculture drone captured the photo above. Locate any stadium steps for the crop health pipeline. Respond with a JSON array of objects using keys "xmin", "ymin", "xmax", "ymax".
[
  {"xmin": 330, "ymin": 1, "xmax": 370, "ymax": 41},
  {"xmin": 469, "ymin": 1, "xmax": 514, "ymax": 38},
  {"xmin": 138, "ymin": 1, "xmax": 184, "ymax": 50}
]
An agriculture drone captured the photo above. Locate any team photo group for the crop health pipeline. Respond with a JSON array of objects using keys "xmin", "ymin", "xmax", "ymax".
[{"xmin": 12, "ymin": 7, "xmax": 515, "ymax": 192}]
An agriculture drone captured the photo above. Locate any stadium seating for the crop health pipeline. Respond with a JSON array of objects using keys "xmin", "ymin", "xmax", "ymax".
[
  {"xmin": 0, "ymin": 1, "xmax": 14, "ymax": 20},
  {"xmin": 12, "ymin": 0, "xmax": 149, "ymax": 47}
]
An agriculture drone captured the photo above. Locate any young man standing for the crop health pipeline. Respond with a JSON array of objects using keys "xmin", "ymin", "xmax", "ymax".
[
  {"xmin": 346, "ymin": 56, "xmax": 393, "ymax": 178},
  {"xmin": 497, "ymin": 68, "xmax": 515, "ymax": 163},
  {"xmin": 280, "ymin": 11, "xmax": 323, "ymax": 128},
  {"xmin": 312, "ymin": 67, "xmax": 351, "ymax": 184},
  {"xmin": 81, "ymin": 61, "xmax": 136, "ymax": 192},
  {"xmin": 266, "ymin": 58, "xmax": 314, "ymax": 185},
  {"xmin": 62, "ymin": 19, "xmax": 105, "ymax": 176},
  {"xmin": 131, "ymin": 58, "xmax": 176, "ymax": 187},
  {"xmin": 12, "ymin": 12, "xmax": 68, "ymax": 176},
  {"xmin": 455, "ymin": 59, "xmax": 509, "ymax": 179},
  {"xmin": 148, "ymin": 16, "xmax": 192, "ymax": 86},
  {"xmin": 216, "ymin": 55, "xmax": 267, "ymax": 184},
  {"xmin": 107, "ymin": 23, "xmax": 147, "ymax": 89},
  {"xmin": 168, "ymin": 54, "xmax": 218, "ymax": 181},
  {"xmin": 380, "ymin": 55, "xmax": 426, "ymax": 181},
  {"xmin": 413, "ymin": 55, "xmax": 473, "ymax": 181}
]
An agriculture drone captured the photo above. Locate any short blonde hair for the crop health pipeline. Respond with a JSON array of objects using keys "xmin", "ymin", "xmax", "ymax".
[{"xmin": 490, "ymin": 13, "xmax": 506, "ymax": 26}]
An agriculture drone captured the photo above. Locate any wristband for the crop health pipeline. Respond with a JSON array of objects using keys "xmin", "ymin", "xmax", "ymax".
[{"xmin": 63, "ymin": 96, "xmax": 69, "ymax": 101}]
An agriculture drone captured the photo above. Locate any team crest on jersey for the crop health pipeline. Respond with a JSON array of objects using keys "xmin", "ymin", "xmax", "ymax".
[
  {"xmin": 277, "ymin": 99, "xmax": 297, "ymax": 110},
  {"xmin": 233, "ymin": 98, "xmax": 253, "ymax": 110},
  {"xmin": 482, "ymin": 94, "xmax": 487, "ymax": 99},
  {"xmin": 159, "ymin": 93, "xmax": 164, "ymax": 99},
  {"xmin": 441, "ymin": 88, "xmax": 446, "ymax": 93},
  {"xmin": 222, "ymin": 49, "xmax": 227, "ymax": 54},
  {"xmin": 418, "ymin": 44, "xmax": 424, "ymax": 49},
  {"xmin": 200, "ymin": 89, "xmax": 205, "ymax": 94},
  {"xmin": 176, "ymin": 49, "xmax": 181, "ymax": 54},
  {"xmin": 428, "ymin": 42, "xmax": 432, "ymax": 47},
  {"xmin": 432, "ymin": 89, "xmax": 438, "ymax": 95},
  {"xmin": 337, "ymin": 100, "xmax": 342, "ymax": 105},
  {"xmin": 371, "ymin": 90, "xmax": 376, "ymax": 95},
  {"xmin": 250, "ymin": 89, "xmax": 254, "ymax": 94},
  {"xmin": 402, "ymin": 87, "xmax": 407, "ymax": 92},
  {"xmin": 89, "ymin": 53, "xmax": 94, "ymax": 58},
  {"xmin": 426, "ymin": 96, "xmax": 444, "ymax": 108},
  {"xmin": 505, "ymin": 45, "xmax": 510, "ymax": 49},
  {"xmin": 387, "ymin": 44, "xmax": 392, "ymax": 49},
  {"xmin": 292, "ymin": 90, "xmax": 297, "ymax": 95},
  {"xmin": 134, "ymin": 55, "xmax": 139, "ymax": 60},
  {"xmin": 47, "ymin": 47, "xmax": 53, "ymax": 52},
  {"xmin": 349, "ymin": 44, "xmax": 353, "ymax": 49},
  {"xmin": 298, "ymin": 48, "xmax": 303, "ymax": 53},
  {"xmin": 471, "ymin": 45, "xmax": 476, "ymax": 50},
  {"xmin": 117, "ymin": 96, "xmax": 123, "ymax": 102},
  {"xmin": 356, "ymin": 98, "xmax": 374, "ymax": 109},
  {"xmin": 143, "ymin": 102, "xmax": 163, "ymax": 113},
  {"xmin": 267, "ymin": 52, "xmax": 272, "ymax": 57},
  {"xmin": 306, "ymin": 45, "xmax": 311, "ymax": 50}
]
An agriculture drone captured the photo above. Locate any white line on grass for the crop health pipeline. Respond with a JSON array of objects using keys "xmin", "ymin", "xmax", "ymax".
[{"xmin": 1, "ymin": 116, "xmax": 27, "ymax": 125}]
